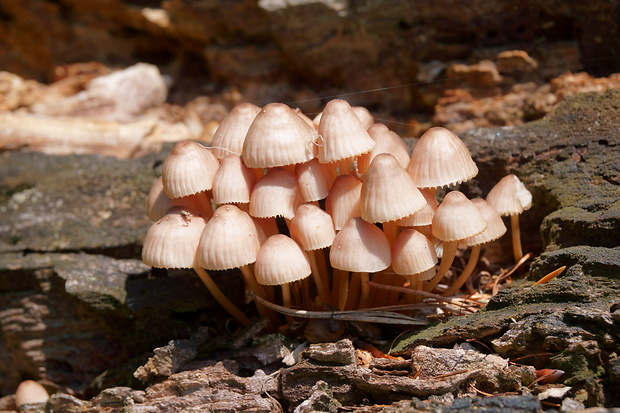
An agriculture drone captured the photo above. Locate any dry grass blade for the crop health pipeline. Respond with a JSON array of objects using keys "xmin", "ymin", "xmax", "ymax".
[
  {"xmin": 532, "ymin": 266, "xmax": 566, "ymax": 285},
  {"xmin": 247, "ymin": 290, "xmax": 429, "ymax": 325},
  {"xmin": 490, "ymin": 252, "xmax": 532, "ymax": 295}
]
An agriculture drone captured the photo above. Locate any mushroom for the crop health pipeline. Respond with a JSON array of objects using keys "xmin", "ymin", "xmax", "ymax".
[
  {"xmin": 317, "ymin": 99, "xmax": 376, "ymax": 173},
  {"xmin": 325, "ymin": 174, "xmax": 363, "ymax": 231},
  {"xmin": 197, "ymin": 204, "xmax": 277, "ymax": 326},
  {"xmin": 242, "ymin": 102, "xmax": 318, "ymax": 169},
  {"xmin": 360, "ymin": 153, "xmax": 426, "ymax": 244},
  {"xmin": 249, "ymin": 167, "xmax": 300, "ymax": 221},
  {"xmin": 211, "ymin": 102, "xmax": 260, "ymax": 159},
  {"xmin": 406, "ymin": 127, "xmax": 478, "ymax": 197},
  {"xmin": 442, "ymin": 198, "xmax": 507, "ymax": 296},
  {"xmin": 15, "ymin": 380, "xmax": 49, "ymax": 408},
  {"xmin": 142, "ymin": 207, "xmax": 250, "ymax": 326},
  {"xmin": 254, "ymin": 234, "xmax": 312, "ymax": 324},
  {"xmin": 295, "ymin": 158, "xmax": 333, "ymax": 203},
  {"xmin": 146, "ymin": 176, "xmax": 202, "ymax": 221},
  {"xmin": 357, "ymin": 123, "xmax": 410, "ymax": 175},
  {"xmin": 426, "ymin": 191, "xmax": 487, "ymax": 292},
  {"xmin": 485, "ymin": 174, "xmax": 532, "ymax": 262},
  {"xmin": 391, "ymin": 228, "xmax": 438, "ymax": 302},
  {"xmin": 289, "ymin": 203, "xmax": 336, "ymax": 304},
  {"xmin": 212, "ymin": 154, "xmax": 257, "ymax": 207},
  {"xmin": 330, "ymin": 217, "xmax": 391, "ymax": 309},
  {"xmin": 161, "ymin": 140, "xmax": 219, "ymax": 218}
]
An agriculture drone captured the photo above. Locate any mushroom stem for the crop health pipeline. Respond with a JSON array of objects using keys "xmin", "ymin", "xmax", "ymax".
[
  {"xmin": 196, "ymin": 191, "xmax": 214, "ymax": 218},
  {"xmin": 333, "ymin": 269, "xmax": 349, "ymax": 310},
  {"xmin": 193, "ymin": 267, "xmax": 250, "ymax": 326},
  {"xmin": 383, "ymin": 221, "xmax": 398, "ymax": 246},
  {"xmin": 443, "ymin": 244, "xmax": 481, "ymax": 297},
  {"xmin": 239, "ymin": 265, "xmax": 280, "ymax": 328},
  {"xmin": 307, "ymin": 249, "xmax": 329, "ymax": 304},
  {"xmin": 511, "ymin": 215, "xmax": 524, "ymax": 262},
  {"xmin": 357, "ymin": 272, "xmax": 370, "ymax": 309},
  {"xmin": 345, "ymin": 273, "xmax": 361, "ymax": 310},
  {"xmin": 281, "ymin": 283, "xmax": 294, "ymax": 325},
  {"xmin": 425, "ymin": 240, "xmax": 458, "ymax": 292}
]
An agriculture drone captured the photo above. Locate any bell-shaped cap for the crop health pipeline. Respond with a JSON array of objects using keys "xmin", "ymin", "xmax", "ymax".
[
  {"xmin": 391, "ymin": 229, "xmax": 438, "ymax": 278},
  {"xmin": 142, "ymin": 207, "xmax": 206, "ymax": 269},
  {"xmin": 289, "ymin": 203, "xmax": 336, "ymax": 250},
  {"xmin": 249, "ymin": 167, "xmax": 299, "ymax": 219},
  {"xmin": 325, "ymin": 174, "xmax": 362, "ymax": 230},
  {"xmin": 485, "ymin": 174, "xmax": 532, "ymax": 216},
  {"xmin": 146, "ymin": 177, "xmax": 203, "ymax": 221},
  {"xmin": 406, "ymin": 127, "xmax": 478, "ymax": 189},
  {"xmin": 352, "ymin": 106, "xmax": 374, "ymax": 129},
  {"xmin": 295, "ymin": 158, "xmax": 333, "ymax": 202},
  {"xmin": 162, "ymin": 140, "xmax": 220, "ymax": 198},
  {"xmin": 357, "ymin": 123, "xmax": 410, "ymax": 175},
  {"xmin": 395, "ymin": 188, "xmax": 438, "ymax": 227},
  {"xmin": 15, "ymin": 380, "xmax": 49, "ymax": 407},
  {"xmin": 432, "ymin": 191, "xmax": 486, "ymax": 242},
  {"xmin": 317, "ymin": 99, "xmax": 376, "ymax": 163},
  {"xmin": 212, "ymin": 155, "xmax": 257, "ymax": 205},
  {"xmin": 198, "ymin": 204, "xmax": 262, "ymax": 270},
  {"xmin": 329, "ymin": 217, "xmax": 391, "ymax": 272},
  {"xmin": 255, "ymin": 234, "xmax": 311, "ymax": 286},
  {"xmin": 461, "ymin": 198, "xmax": 507, "ymax": 246},
  {"xmin": 211, "ymin": 102, "xmax": 261, "ymax": 159},
  {"xmin": 242, "ymin": 103, "xmax": 318, "ymax": 168},
  {"xmin": 361, "ymin": 153, "xmax": 426, "ymax": 223}
]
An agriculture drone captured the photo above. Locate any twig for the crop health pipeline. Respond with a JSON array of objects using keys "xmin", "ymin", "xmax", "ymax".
[
  {"xmin": 247, "ymin": 290, "xmax": 429, "ymax": 325},
  {"xmin": 491, "ymin": 252, "xmax": 532, "ymax": 295}
]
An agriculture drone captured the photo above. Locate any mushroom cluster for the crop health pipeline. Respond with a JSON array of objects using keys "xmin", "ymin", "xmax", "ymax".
[{"xmin": 142, "ymin": 99, "xmax": 532, "ymax": 329}]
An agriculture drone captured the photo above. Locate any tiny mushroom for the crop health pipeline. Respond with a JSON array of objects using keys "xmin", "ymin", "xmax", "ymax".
[
  {"xmin": 289, "ymin": 203, "xmax": 336, "ymax": 304},
  {"xmin": 443, "ymin": 198, "xmax": 507, "ymax": 296},
  {"xmin": 426, "ymin": 191, "xmax": 487, "ymax": 292},
  {"xmin": 485, "ymin": 174, "xmax": 532, "ymax": 262},
  {"xmin": 211, "ymin": 102, "xmax": 260, "ymax": 159},
  {"xmin": 142, "ymin": 207, "xmax": 250, "ymax": 326},
  {"xmin": 15, "ymin": 380, "xmax": 49, "ymax": 408},
  {"xmin": 406, "ymin": 127, "xmax": 478, "ymax": 197},
  {"xmin": 254, "ymin": 234, "xmax": 312, "ymax": 324},
  {"xmin": 330, "ymin": 217, "xmax": 391, "ymax": 309}
]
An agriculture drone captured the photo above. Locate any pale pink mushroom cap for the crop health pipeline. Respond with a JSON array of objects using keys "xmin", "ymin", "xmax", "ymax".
[
  {"xmin": 289, "ymin": 203, "xmax": 336, "ymax": 250},
  {"xmin": 211, "ymin": 102, "xmax": 261, "ymax": 159},
  {"xmin": 461, "ymin": 198, "xmax": 507, "ymax": 246},
  {"xmin": 361, "ymin": 153, "xmax": 426, "ymax": 223},
  {"xmin": 295, "ymin": 158, "xmax": 333, "ymax": 202},
  {"xmin": 254, "ymin": 234, "xmax": 311, "ymax": 286},
  {"xmin": 391, "ymin": 229, "xmax": 438, "ymax": 279},
  {"xmin": 142, "ymin": 207, "xmax": 206, "ymax": 269},
  {"xmin": 146, "ymin": 177, "xmax": 202, "ymax": 221},
  {"xmin": 406, "ymin": 127, "xmax": 478, "ymax": 189},
  {"xmin": 352, "ymin": 106, "xmax": 374, "ymax": 130},
  {"xmin": 329, "ymin": 217, "xmax": 391, "ymax": 273},
  {"xmin": 249, "ymin": 167, "xmax": 300, "ymax": 220},
  {"xmin": 485, "ymin": 174, "xmax": 532, "ymax": 216},
  {"xmin": 162, "ymin": 140, "xmax": 220, "ymax": 198},
  {"xmin": 15, "ymin": 380, "xmax": 49, "ymax": 407},
  {"xmin": 325, "ymin": 174, "xmax": 363, "ymax": 230},
  {"xmin": 198, "ymin": 204, "xmax": 262, "ymax": 270},
  {"xmin": 395, "ymin": 188, "xmax": 438, "ymax": 227},
  {"xmin": 317, "ymin": 99, "xmax": 376, "ymax": 163},
  {"xmin": 432, "ymin": 191, "xmax": 486, "ymax": 242},
  {"xmin": 357, "ymin": 123, "xmax": 410, "ymax": 174},
  {"xmin": 242, "ymin": 103, "xmax": 318, "ymax": 168},
  {"xmin": 212, "ymin": 155, "xmax": 257, "ymax": 205}
]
